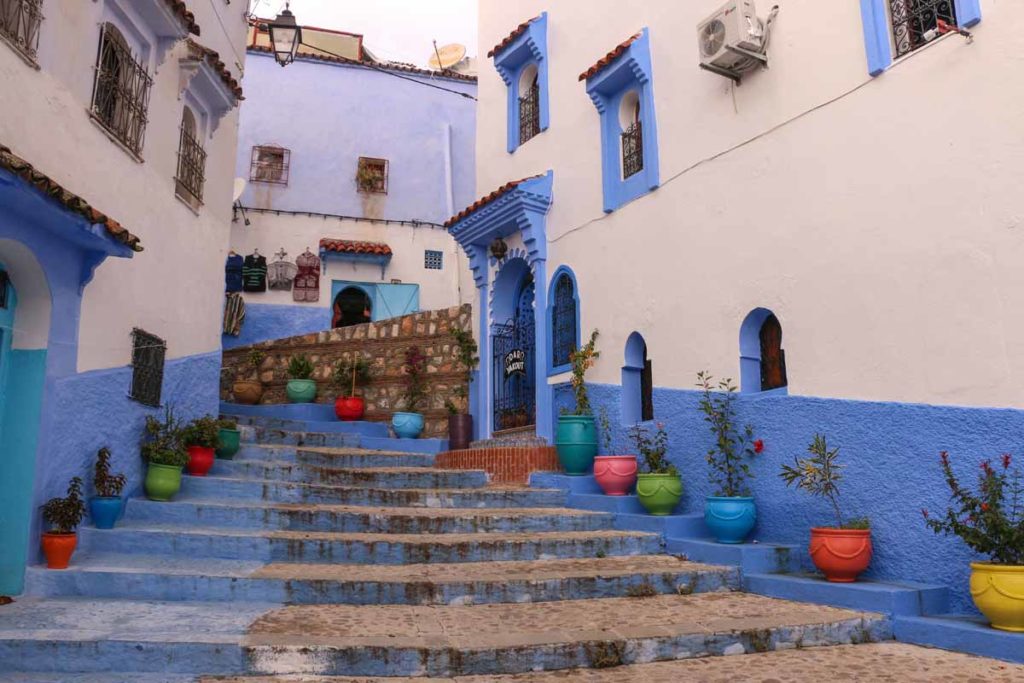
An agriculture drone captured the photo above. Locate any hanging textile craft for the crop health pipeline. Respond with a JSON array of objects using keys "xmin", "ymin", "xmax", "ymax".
[
  {"xmin": 294, "ymin": 249, "xmax": 321, "ymax": 302},
  {"xmin": 225, "ymin": 252, "xmax": 243, "ymax": 292},
  {"xmin": 242, "ymin": 251, "xmax": 268, "ymax": 292},
  {"xmin": 268, "ymin": 249, "xmax": 298, "ymax": 291},
  {"xmin": 223, "ymin": 292, "xmax": 245, "ymax": 336}
]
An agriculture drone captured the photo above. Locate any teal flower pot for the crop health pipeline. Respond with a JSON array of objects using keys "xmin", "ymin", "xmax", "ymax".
[
  {"xmin": 88, "ymin": 496, "xmax": 123, "ymax": 530},
  {"xmin": 144, "ymin": 463, "xmax": 183, "ymax": 502},
  {"xmin": 636, "ymin": 473, "xmax": 683, "ymax": 516},
  {"xmin": 216, "ymin": 428, "xmax": 241, "ymax": 459},
  {"xmin": 286, "ymin": 379, "xmax": 317, "ymax": 403},
  {"xmin": 704, "ymin": 496, "xmax": 757, "ymax": 544},
  {"xmin": 392, "ymin": 412, "xmax": 424, "ymax": 439},
  {"xmin": 555, "ymin": 415, "xmax": 598, "ymax": 476}
]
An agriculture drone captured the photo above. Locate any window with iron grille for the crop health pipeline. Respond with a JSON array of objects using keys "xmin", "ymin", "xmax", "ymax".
[
  {"xmin": 356, "ymin": 157, "xmax": 388, "ymax": 194},
  {"xmin": 551, "ymin": 273, "xmax": 577, "ymax": 369},
  {"xmin": 0, "ymin": 270, "xmax": 9, "ymax": 309},
  {"xmin": 250, "ymin": 145, "xmax": 290, "ymax": 185},
  {"xmin": 175, "ymin": 108, "xmax": 207, "ymax": 205},
  {"xmin": 519, "ymin": 77, "xmax": 540, "ymax": 146},
  {"xmin": 0, "ymin": 0, "xmax": 43, "ymax": 62},
  {"xmin": 129, "ymin": 328, "xmax": 166, "ymax": 407},
  {"xmin": 90, "ymin": 23, "xmax": 152, "ymax": 156},
  {"xmin": 621, "ymin": 120, "xmax": 643, "ymax": 179},
  {"xmin": 424, "ymin": 250, "xmax": 443, "ymax": 270},
  {"xmin": 889, "ymin": 0, "xmax": 957, "ymax": 57}
]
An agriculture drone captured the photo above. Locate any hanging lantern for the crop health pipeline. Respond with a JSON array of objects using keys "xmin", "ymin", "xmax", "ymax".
[
  {"xmin": 267, "ymin": 3, "xmax": 302, "ymax": 67},
  {"xmin": 489, "ymin": 236, "xmax": 508, "ymax": 261}
]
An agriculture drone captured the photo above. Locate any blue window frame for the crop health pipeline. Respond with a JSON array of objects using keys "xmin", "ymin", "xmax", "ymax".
[
  {"xmin": 860, "ymin": 0, "xmax": 981, "ymax": 76},
  {"xmin": 548, "ymin": 267, "xmax": 579, "ymax": 374},
  {"xmin": 582, "ymin": 28, "xmax": 659, "ymax": 213},
  {"xmin": 491, "ymin": 13, "xmax": 549, "ymax": 153},
  {"xmin": 424, "ymin": 250, "xmax": 443, "ymax": 270}
]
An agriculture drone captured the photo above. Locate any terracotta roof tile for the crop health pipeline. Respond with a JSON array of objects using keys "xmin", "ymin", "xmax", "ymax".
[
  {"xmin": 0, "ymin": 144, "xmax": 143, "ymax": 252},
  {"xmin": 444, "ymin": 176, "xmax": 542, "ymax": 228},
  {"xmin": 487, "ymin": 16, "xmax": 540, "ymax": 58},
  {"xmin": 319, "ymin": 238, "xmax": 393, "ymax": 256},
  {"xmin": 578, "ymin": 32, "xmax": 643, "ymax": 82},
  {"xmin": 165, "ymin": 0, "xmax": 201, "ymax": 36},
  {"xmin": 247, "ymin": 45, "xmax": 477, "ymax": 83},
  {"xmin": 187, "ymin": 40, "xmax": 244, "ymax": 101}
]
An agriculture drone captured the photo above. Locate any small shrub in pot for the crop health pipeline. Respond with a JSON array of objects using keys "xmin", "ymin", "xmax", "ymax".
[
  {"xmin": 89, "ymin": 447, "xmax": 127, "ymax": 529},
  {"xmin": 41, "ymin": 477, "xmax": 86, "ymax": 568}
]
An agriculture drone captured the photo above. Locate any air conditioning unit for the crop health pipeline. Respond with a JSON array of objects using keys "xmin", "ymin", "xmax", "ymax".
[{"xmin": 697, "ymin": 0, "xmax": 764, "ymax": 72}]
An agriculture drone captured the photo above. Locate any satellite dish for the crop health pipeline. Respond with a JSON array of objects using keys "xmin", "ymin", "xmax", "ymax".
[
  {"xmin": 429, "ymin": 43, "xmax": 466, "ymax": 70},
  {"xmin": 232, "ymin": 178, "xmax": 247, "ymax": 203}
]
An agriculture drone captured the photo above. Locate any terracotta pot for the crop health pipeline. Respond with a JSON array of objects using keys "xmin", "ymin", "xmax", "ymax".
[
  {"xmin": 594, "ymin": 455, "xmax": 638, "ymax": 496},
  {"xmin": 809, "ymin": 527, "xmax": 872, "ymax": 582},
  {"xmin": 335, "ymin": 396, "xmax": 365, "ymax": 421},
  {"xmin": 232, "ymin": 380, "xmax": 262, "ymax": 405},
  {"xmin": 41, "ymin": 532, "xmax": 77, "ymax": 569},
  {"xmin": 970, "ymin": 563, "xmax": 1024, "ymax": 632},
  {"xmin": 448, "ymin": 414, "xmax": 473, "ymax": 450},
  {"xmin": 185, "ymin": 445, "xmax": 215, "ymax": 477}
]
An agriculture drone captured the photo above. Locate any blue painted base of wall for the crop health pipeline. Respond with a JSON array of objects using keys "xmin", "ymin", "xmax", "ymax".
[
  {"xmin": 894, "ymin": 615, "xmax": 1024, "ymax": 663},
  {"xmin": 222, "ymin": 303, "xmax": 327, "ymax": 349}
]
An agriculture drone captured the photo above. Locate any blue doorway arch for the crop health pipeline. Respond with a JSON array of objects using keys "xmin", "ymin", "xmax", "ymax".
[{"xmin": 492, "ymin": 259, "xmax": 536, "ymax": 431}]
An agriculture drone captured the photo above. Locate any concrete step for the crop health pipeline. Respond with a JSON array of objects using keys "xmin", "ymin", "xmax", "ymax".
[
  {"xmin": 894, "ymin": 613, "xmax": 1024, "ymax": 664},
  {"xmin": 744, "ymin": 572, "xmax": 949, "ymax": 617},
  {"xmin": 227, "ymin": 412, "xmax": 390, "ymax": 437},
  {"xmin": 240, "ymin": 425, "xmax": 448, "ymax": 455},
  {"xmin": 77, "ymin": 525, "xmax": 662, "ymax": 564},
  {"xmin": 123, "ymin": 498, "xmax": 613, "ymax": 534},
  {"xmin": 231, "ymin": 444, "xmax": 436, "ymax": 469},
  {"xmin": 177, "ymin": 475, "xmax": 567, "ymax": 508},
  {"xmin": 237, "ymin": 593, "xmax": 891, "ymax": 677},
  {"xmin": 25, "ymin": 554, "xmax": 738, "ymax": 605},
  {"xmin": 212, "ymin": 460, "xmax": 489, "ymax": 489},
  {"xmin": 665, "ymin": 536, "xmax": 804, "ymax": 574}
]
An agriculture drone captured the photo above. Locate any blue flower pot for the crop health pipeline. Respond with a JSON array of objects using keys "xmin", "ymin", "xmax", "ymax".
[
  {"xmin": 392, "ymin": 412, "xmax": 424, "ymax": 439},
  {"xmin": 555, "ymin": 415, "xmax": 598, "ymax": 476},
  {"xmin": 89, "ymin": 496, "xmax": 123, "ymax": 530},
  {"xmin": 704, "ymin": 496, "xmax": 757, "ymax": 544}
]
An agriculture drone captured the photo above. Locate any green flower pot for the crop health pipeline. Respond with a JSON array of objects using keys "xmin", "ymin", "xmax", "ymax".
[
  {"xmin": 216, "ymin": 428, "xmax": 241, "ymax": 460},
  {"xmin": 286, "ymin": 379, "xmax": 317, "ymax": 403},
  {"xmin": 144, "ymin": 463, "xmax": 183, "ymax": 502},
  {"xmin": 555, "ymin": 414, "xmax": 598, "ymax": 476},
  {"xmin": 636, "ymin": 473, "xmax": 683, "ymax": 516}
]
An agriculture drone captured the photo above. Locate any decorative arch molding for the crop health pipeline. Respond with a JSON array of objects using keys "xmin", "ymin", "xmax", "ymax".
[
  {"xmin": 621, "ymin": 331, "xmax": 652, "ymax": 426},
  {"xmin": 546, "ymin": 265, "xmax": 580, "ymax": 376},
  {"xmin": 489, "ymin": 254, "xmax": 532, "ymax": 329},
  {"xmin": 739, "ymin": 307, "xmax": 789, "ymax": 395}
]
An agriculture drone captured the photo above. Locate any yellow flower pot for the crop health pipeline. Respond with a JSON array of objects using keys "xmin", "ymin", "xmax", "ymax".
[{"xmin": 970, "ymin": 563, "xmax": 1024, "ymax": 632}]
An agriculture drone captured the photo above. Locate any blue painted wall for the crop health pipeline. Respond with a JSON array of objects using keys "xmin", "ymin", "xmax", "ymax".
[
  {"xmin": 223, "ymin": 303, "xmax": 328, "ymax": 350},
  {"xmin": 555, "ymin": 382, "xmax": 1024, "ymax": 615}
]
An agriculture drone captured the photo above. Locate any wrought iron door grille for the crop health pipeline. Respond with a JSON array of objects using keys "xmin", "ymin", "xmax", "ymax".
[
  {"xmin": 0, "ymin": 270, "xmax": 9, "ymax": 309},
  {"xmin": 889, "ymin": 0, "xmax": 957, "ymax": 57},
  {"xmin": 250, "ymin": 145, "xmax": 290, "ymax": 185},
  {"xmin": 129, "ymin": 328, "xmax": 166, "ymax": 407},
  {"xmin": 175, "ymin": 125, "xmax": 207, "ymax": 203},
  {"xmin": 90, "ymin": 23, "xmax": 152, "ymax": 155},
  {"xmin": 519, "ymin": 81, "xmax": 540, "ymax": 145},
  {"xmin": 0, "ymin": 0, "xmax": 43, "ymax": 61},
  {"xmin": 551, "ymin": 274, "xmax": 576, "ymax": 367},
  {"xmin": 492, "ymin": 319, "xmax": 536, "ymax": 430},
  {"xmin": 621, "ymin": 120, "xmax": 643, "ymax": 179}
]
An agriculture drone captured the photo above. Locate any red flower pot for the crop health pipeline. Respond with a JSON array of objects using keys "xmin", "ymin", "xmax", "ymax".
[
  {"xmin": 809, "ymin": 528, "xmax": 873, "ymax": 582},
  {"xmin": 41, "ymin": 532, "xmax": 77, "ymax": 569},
  {"xmin": 335, "ymin": 396, "xmax": 365, "ymax": 421},
  {"xmin": 594, "ymin": 455, "xmax": 638, "ymax": 496},
  {"xmin": 185, "ymin": 445, "xmax": 215, "ymax": 477}
]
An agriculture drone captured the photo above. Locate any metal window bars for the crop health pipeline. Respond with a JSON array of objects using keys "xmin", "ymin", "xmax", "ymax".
[
  {"xmin": 175, "ymin": 124, "xmax": 207, "ymax": 203},
  {"xmin": 0, "ymin": 0, "xmax": 42, "ymax": 61},
  {"xmin": 129, "ymin": 328, "xmax": 166, "ymax": 408},
  {"xmin": 552, "ymin": 274, "xmax": 575, "ymax": 367},
  {"xmin": 424, "ymin": 250, "xmax": 443, "ymax": 270},
  {"xmin": 621, "ymin": 120, "xmax": 644, "ymax": 179},
  {"xmin": 889, "ymin": 0, "xmax": 957, "ymax": 57},
  {"xmin": 519, "ymin": 80, "xmax": 540, "ymax": 145},
  {"xmin": 90, "ymin": 23, "xmax": 152, "ymax": 156},
  {"xmin": 250, "ymin": 145, "xmax": 290, "ymax": 185},
  {"xmin": 357, "ymin": 157, "xmax": 388, "ymax": 194}
]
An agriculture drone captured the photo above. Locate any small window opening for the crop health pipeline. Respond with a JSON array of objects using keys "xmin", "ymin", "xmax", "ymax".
[{"xmin": 129, "ymin": 328, "xmax": 166, "ymax": 407}]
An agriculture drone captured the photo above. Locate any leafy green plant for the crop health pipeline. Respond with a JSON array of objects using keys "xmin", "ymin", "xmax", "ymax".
[
  {"xmin": 181, "ymin": 415, "xmax": 220, "ymax": 448},
  {"xmin": 924, "ymin": 452, "xmax": 1023, "ymax": 565},
  {"xmin": 628, "ymin": 422, "xmax": 678, "ymax": 477},
  {"xmin": 333, "ymin": 356, "xmax": 372, "ymax": 397},
  {"xmin": 567, "ymin": 329, "xmax": 599, "ymax": 416},
  {"xmin": 93, "ymin": 447, "xmax": 127, "ymax": 498},
  {"xmin": 287, "ymin": 354, "xmax": 314, "ymax": 380},
  {"xmin": 447, "ymin": 328, "xmax": 480, "ymax": 415},
  {"xmin": 697, "ymin": 371, "xmax": 760, "ymax": 497},
  {"xmin": 41, "ymin": 477, "xmax": 86, "ymax": 534},
  {"xmin": 141, "ymin": 407, "xmax": 188, "ymax": 468},
  {"xmin": 780, "ymin": 434, "xmax": 868, "ymax": 530},
  {"xmin": 246, "ymin": 349, "xmax": 266, "ymax": 369},
  {"xmin": 217, "ymin": 417, "xmax": 238, "ymax": 431},
  {"xmin": 401, "ymin": 346, "xmax": 428, "ymax": 413}
]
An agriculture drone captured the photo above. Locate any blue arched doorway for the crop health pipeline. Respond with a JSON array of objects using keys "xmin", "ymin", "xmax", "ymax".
[{"xmin": 492, "ymin": 258, "xmax": 536, "ymax": 431}]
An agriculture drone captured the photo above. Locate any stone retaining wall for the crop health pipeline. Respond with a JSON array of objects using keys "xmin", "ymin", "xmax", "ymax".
[{"xmin": 221, "ymin": 305, "xmax": 472, "ymax": 438}]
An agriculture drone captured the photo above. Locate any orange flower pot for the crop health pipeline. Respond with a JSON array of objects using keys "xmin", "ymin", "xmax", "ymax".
[
  {"xmin": 41, "ymin": 532, "xmax": 77, "ymax": 569},
  {"xmin": 809, "ymin": 528, "xmax": 872, "ymax": 582}
]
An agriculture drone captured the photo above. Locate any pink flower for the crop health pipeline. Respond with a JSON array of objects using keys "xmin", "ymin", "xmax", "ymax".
[
  {"xmin": 753, "ymin": 439, "xmax": 765, "ymax": 454},
  {"xmin": 981, "ymin": 460, "xmax": 994, "ymax": 476},
  {"xmin": 981, "ymin": 503, "xmax": 990, "ymax": 512},
  {"xmin": 921, "ymin": 508, "xmax": 929, "ymax": 519},
  {"xmin": 1002, "ymin": 453, "xmax": 1012, "ymax": 469}
]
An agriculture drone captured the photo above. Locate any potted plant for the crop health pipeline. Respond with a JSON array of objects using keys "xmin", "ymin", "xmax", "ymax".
[
  {"xmin": 232, "ymin": 349, "xmax": 265, "ymax": 405},
  {"xmin": 333, "ymin": 356, "xmax": 372, "ymax": 421},
  {"xmin": 286, "ymin": 354, "xmax": 317, "ymax": 403},
  {"xmin": 780, "ymin": 434, "xmax": 871, "ymax": 583},
  {"xmin": 556, "ymin": 330, "xmax": 600, "ymax": 475},
  {"xmin": 924, "ymin": 452, "xmax": 1024, "ymax": 632},
  {"xmin": 89, "ymin": 447, "xmax": 127, "ymax": 529},
  {"xmin": 181, "ymin": 415, "xmax": 220, "ymax": 476},
  {"xmin": 40, "ymin": 477, "xmax": 86, "ymax": 569},
  {"xmin": 216, "ymin": 418, "xmax": 241, "ymax": 460},
  {"xmin": 594, "ymin": 406, "xmax": 637, "ymax": 496},
  {"xmin": 445, "ymin": 328, "xmax": 479, "ymax": 450},
  {"xmin": 392, "ymin": 346, "xmax": 427, "ymax": 439},
  {"xmin": 630, "ymin": 422, "xmax": 682, "ymax": 515},
  {"xmin": 142, "ymin": 407, "xmax": 189, "ymax": 501},
  {"xmin": 698, "ymin": 371, "xmax": 761, "ymax": 544}
]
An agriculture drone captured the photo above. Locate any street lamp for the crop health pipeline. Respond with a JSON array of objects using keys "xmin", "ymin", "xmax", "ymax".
[{"xmin": 267, "ymin": 3, "xmax": 301, "ymax": 67}]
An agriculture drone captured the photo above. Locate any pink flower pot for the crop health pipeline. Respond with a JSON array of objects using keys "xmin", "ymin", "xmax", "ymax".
[{"xmin": 594, "ymin": 455, "xmax": 638, "ymax": 496}]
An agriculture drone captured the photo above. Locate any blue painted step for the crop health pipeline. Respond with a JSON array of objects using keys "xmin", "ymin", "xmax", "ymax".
[
  {"xmin": 77, "ymin": 525, "xmax": 662, "ymax": 564},
  {"xmin": 239, "ymin": 426, "xmax": 448, "ymax": 455},
  {"xmin": 894, "ymin": 614, "xmax": 1024, "ymax": 664},
  {"xmin": 211, "ymin": 460, "xmax": 488, "ymax": 489},
  {"xmin": 665, "ymin": 537, "xmax": 804, "ymax": 574},
  {"xmin": 123, "ymin": 498, "xmax": 614, "ymax": 534},
  {"xmin": 228, "ymin": 413, "xmax": 390, "ymax": 438},
  {"xmin": 743, "ymin": 572, "xmax": 949, "ymax": 617},
  {"xmin": 230, "ymin": 445, "xmax": 436, "ymax": 469}
]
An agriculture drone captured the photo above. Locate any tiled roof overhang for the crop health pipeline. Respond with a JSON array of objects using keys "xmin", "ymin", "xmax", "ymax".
[{"xmin": 579, "ymin": 32, "xmax": 643, "ymax": 81}]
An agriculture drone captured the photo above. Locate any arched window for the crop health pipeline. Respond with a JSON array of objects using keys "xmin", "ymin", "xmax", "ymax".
[
  {"xmin": 622, "ymin": 332, "xmax": 653, "ymax": 425},
  {"xmin": 90, "ymin": 22, "xmax": 152, "ymax": 154},
  {"xmin": 333, "ymin": 287, "xmax": 372, "ymax": 328},
  {"xmin": 548, "ymin": 267, "xmax": 579, "ymax": 374},
  {"xmin": 175, "ymin": 106, "xmax": 207, "ymax": 205},
  {"xmin": 739, "ymin": 308, "xmax": 788, "ymax": 394}
]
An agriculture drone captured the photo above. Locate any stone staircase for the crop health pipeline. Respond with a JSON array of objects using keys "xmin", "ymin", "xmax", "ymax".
[{"xmin": 0, "ymin": 415, "xmax": 899, "ymax": 680}]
